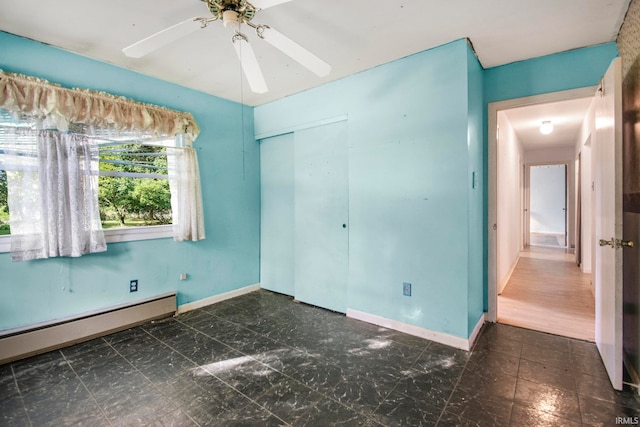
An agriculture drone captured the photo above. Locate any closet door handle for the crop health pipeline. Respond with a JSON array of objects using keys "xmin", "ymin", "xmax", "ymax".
[{"xmin": 342, "ymin": 224, "xmax": 347, "ymax": 228}]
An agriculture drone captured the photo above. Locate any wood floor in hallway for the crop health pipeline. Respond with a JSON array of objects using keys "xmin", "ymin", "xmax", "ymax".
[{"xmin": 497, "ymin": 246, "xmax": 595, "ymax": 341}]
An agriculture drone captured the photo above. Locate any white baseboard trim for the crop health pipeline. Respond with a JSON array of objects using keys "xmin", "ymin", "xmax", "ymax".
[
  {"xmin": 468, "ymin": 313, "xmax": 486, "ymax": 350},
  {"xmin": 346, "ymin": 309, "xmax": 485, "ymax": 351},
  {"xmin": 177, "ymin": 283, "xmax": 260, "ymax": 314},
  {"xmin": 498, "ymin": 256, "xmax": 519, "ymax": 295}
]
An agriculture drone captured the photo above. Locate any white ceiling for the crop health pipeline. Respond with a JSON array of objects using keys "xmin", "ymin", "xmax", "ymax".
[
  {"xmin": 0, "ymin": 0, "xmax": 631, "ymax": 106},
  {"xmin": 502, "ymin": 97, "xmax": 595, "ymax": 151}
]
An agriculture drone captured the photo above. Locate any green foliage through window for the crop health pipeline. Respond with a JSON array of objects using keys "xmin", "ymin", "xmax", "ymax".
[
  {"xmin": 98, "ymin": 143, "xmax": 172, "ymax": 229},
  {"xmin": 0, "ymin": 170, "xmax": 8, "ymax": 235}
]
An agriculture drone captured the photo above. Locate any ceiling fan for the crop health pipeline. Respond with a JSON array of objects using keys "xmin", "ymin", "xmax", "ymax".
[{"xmin": 123, "ymin": 0, "xmax": 331, "ymax": 94}]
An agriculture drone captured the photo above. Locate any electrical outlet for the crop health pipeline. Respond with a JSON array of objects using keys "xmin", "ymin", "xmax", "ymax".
[
  {"xmin": 403, "ymin": 282, "xmax": 411, "ymax": 296},
  {"xmin": 129, "ymin": 279, "xmax": 138, "ymax": 292}
]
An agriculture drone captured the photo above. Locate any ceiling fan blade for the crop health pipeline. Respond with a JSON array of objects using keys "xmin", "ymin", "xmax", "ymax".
[
  {"xmin": 258, "ymin": 26, "xmax": 331, "ymax": 77},
  {"xmin": 250, "ymin": 0, "xmax": 295, "ymax": 10},
  {"xmin": 123, "ymin": 17, "xmax": 202, "ymax": 58},
  {"xmin": 232, "ymin": 35, "xmax": 268, "ymax": 94}
]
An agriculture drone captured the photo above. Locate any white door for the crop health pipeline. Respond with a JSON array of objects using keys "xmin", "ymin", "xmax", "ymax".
[
  {"xmin": 594, "ymin": 57, "xmax": 623, "ymax": 390},
  {"xmin": 294, "ymin": 121, "xmax": 348, "ymax": 313}
]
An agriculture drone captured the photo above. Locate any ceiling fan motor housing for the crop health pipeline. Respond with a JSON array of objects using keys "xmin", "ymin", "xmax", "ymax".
[{"xmin": 207, "ymin": 0, "xmax": 257, "ymax": 22}]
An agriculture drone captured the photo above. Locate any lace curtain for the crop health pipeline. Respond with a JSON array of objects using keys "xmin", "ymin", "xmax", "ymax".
[
  {"xmin": 0, "ymin": 71, "xmax": 205, "ymax": 261},
  {"xmin": 6, "ymin": 129, "xmax": 106, "ymax": 261},
  {"xmin": 168, "ymin": 141, "xmax": 206, "ymax": 241}
]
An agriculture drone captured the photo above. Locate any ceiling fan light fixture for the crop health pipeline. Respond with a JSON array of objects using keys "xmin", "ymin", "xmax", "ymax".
[
  {"xmin": 222, "ymin": 9, "xmax": 242, "ymax": 31},
  {"xmin": 540, "ymin": 120, "xmax": 554, "ymax": 135}
]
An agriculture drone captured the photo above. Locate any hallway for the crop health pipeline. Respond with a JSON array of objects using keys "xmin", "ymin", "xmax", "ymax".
[{"xmin": 498, "ymin": 246, "xmax": 595, "ymax": 341}]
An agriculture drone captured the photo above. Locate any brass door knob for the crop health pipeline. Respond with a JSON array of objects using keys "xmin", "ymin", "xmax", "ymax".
[{"xmin": 617, "ymin": 239, "xmax": 634, "ymax": 248}]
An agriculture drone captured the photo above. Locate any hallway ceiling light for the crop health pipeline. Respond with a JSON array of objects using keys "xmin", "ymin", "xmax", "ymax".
[{"xmin": 540, "ymin": 120, "xmax": 554, "ymax": 135}]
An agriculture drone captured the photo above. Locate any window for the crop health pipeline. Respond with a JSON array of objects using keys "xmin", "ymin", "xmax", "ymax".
[
  {"xmin": 0, "ymin": 112, "xmax": 176, "ymax": 251},
  {"xmin": 96, "ymin": 133, "xmax": 177, "ymax": 244},
  {"xmin": 97, "ymin": 134, "xmax": 177, "ymax": 244},
  {"xmin": 0, "ymin": 70, "xmax": 204, "ymax": 260}
]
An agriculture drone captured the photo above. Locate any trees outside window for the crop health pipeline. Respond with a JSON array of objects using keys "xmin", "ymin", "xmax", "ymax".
[
  {"xmin": 98, "ymin": 143, "xmax": 172, "ymax": 229},
  {"xmin": 0, "ymin": 171, "xmax": 8, "ymax": 235}
]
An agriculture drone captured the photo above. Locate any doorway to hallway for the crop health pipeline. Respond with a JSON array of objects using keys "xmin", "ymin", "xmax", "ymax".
[
  {"xmin": 488, "ymin": 86, "xmax": 597, "ymax": 341},
  {"xmin": 498, "ymin": 246, "xmax": 595, "ymax": 341}
]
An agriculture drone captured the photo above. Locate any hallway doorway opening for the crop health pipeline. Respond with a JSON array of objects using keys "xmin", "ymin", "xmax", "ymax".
[{"xmin": 488, "ymin": 87, "xmax": 596, "ymax": 341}]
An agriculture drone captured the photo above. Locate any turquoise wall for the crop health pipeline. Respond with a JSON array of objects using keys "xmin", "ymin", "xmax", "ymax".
[
  {"xmin": 484, "ymin": 43, "xmax": 619, "ymax": 103},
  {"xmin": 466, "ymin": 47, "xmax": 484, "ymax": 334},
  {"xmin": 0, "ymin": 31, "xmax": 260, "ymax": 331},
  {"xmin": 256, "ymin": 39, "xmax": 481, "ymax": 339}
]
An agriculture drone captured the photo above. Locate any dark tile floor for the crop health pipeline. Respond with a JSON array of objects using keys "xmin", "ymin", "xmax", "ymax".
[{"xmin": 2, "ymin": 290, "xmax": 640, "ymax": 426}]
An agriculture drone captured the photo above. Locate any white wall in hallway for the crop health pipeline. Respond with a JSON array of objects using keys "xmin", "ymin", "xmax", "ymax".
[{"xmin": 497, "ymin": 111, "xmax": 524, "ymax": 293}]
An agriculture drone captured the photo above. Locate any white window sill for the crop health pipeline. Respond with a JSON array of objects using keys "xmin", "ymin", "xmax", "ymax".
[
  {"xmin": 0, "ymin": 225, "xmax": 172, "ymax": 254},
  {"xmin": 103, "ymin": 224, "xmax": 172, "ymax": 243}
]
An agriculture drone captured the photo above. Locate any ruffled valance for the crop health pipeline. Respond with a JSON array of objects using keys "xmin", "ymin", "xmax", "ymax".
[{"xmin": 0, "ymin": 71, "xmax": 200, "ymax": 140}]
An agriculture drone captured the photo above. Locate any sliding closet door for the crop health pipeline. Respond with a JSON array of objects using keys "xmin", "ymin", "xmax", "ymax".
[
  {"xmin": 260, "ymin": 133, "xmax": 295, "ymax": 296},
  {"xmin": 294, "ymin": 121, "xmax": 348, "ymax": 313}
]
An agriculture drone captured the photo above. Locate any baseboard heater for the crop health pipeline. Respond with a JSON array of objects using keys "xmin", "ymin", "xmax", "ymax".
[{"xmin": 0, "ymin": 291, "xmax": 177, "ymax": 365}]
